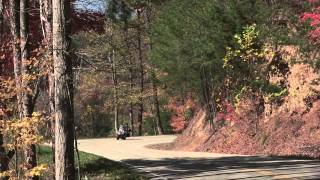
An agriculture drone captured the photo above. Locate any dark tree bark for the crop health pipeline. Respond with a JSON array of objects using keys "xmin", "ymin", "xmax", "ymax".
[
  {"xmin": 0, "ymin": 0, "xmax": 3, "ymax": 35},
  {"xmin": 9, "ymin": 0, "xmax": 22, "ymax": 119},
  {"xmin": 2, "ymin": 1, "xmax": 21, "ymax": 179},
  {"xmin": 40, "ymin": 0, "xmax": 55, "ymax": 163},
  {"xmin": 52, "ymin": 0, "xmax": 75, "ymax": 179},
  {"xmin": 0, "ymin": 135, "xmax": 9, "ymax": 179},
  {"xmin": 124, "ymin": 29, "xmax": 135, "ymax": 136},
  {"xmin": 0, "ymin": 131, "xmax": 14, "ymax": 179},
  {"xmin": 0, "ymin": 0, "xmax": 3, "ymax": 74},
  {"xmin": 137, "ymin": 9, "xmax": 144, "ymax": 136},
  {"xmin": 20, "ymin": 1, "xmax": 38, "ymax": 177},
  {"xmin": 0, "ymin": 117, "xmax": 15, "ymax": 180},
  {"xmin": 200, "ymin": 67, "xmax": 216, "ymax": 126},
  {"xmin": 151, "ymin": 72, "xmax": 164, "ymax": 135},
  {"xmin": 146, "ymin": 6, "xmax": 164, "ymax": 135},
  {"xmin": 74, "ymin": 126, "xmax": 81, "ymax": 180},
  {"xmin": 128, "ymin": 59, "xmax": 134, "ymax": 136}
]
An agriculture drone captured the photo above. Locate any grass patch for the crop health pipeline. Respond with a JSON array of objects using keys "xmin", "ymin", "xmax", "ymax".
[{"xmin": 38, "ymin": 146, "xmax": 147, "ymax": 180}]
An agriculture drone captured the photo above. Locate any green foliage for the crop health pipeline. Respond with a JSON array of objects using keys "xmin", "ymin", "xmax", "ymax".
[
  {"xmin": 143, "ymin": 109, "xmax": 172, "ymax": 135},
  {"xmin": 266, "ymin": 88, "xmax": 288, "ymax": 103},
  {"xmin": 107, "ymin": 0, "xmax": 134, "ymax": 25},
  {"xmin": 225, "ymin": 25, "xmax": 288, "ymax": 104},
  {"xmin": 149, "ymin": 0, "xmax": 272, "ymax": 103},
  {"xmin": 223, "ymin": 25, "xmax": 268, "ymax": 82},
  {"xmin": 235, "ymin": 82, "xmax": 288, "ymax": 104},
  {"xmin": 183, "ymin": 108, "xmax": 193, "ymax": 121},
  {"xmin": 72, "ymin": 70, "xmax": 114, "ymax": 138},
  {"xmin": 235, "ymin": 86, "xmax": 250, "ymax": 104},
  {"xmin": 251, "ymin": 80, "xmax": 279, "ymax": 93},
  {"xmin": 160, "ymin": 110, "xmax": 173, "ymax": 134},
  {"xmin": 254, "ymin": 0, "xmax": 306, "ymax": 45},
  {"xmin": 143, "ymin": 117, "xmax": 157, "ymax": 135},
  {"xmin": 150, "ymin": 0, "xmax": 244, "ymax": 99}
]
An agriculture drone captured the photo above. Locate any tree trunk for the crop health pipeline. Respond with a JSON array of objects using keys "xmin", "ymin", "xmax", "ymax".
[
  {"xmin": 145, "ymin": 6, "xmax": 164, "ymax": 135},
  {"xmin": 109, "ymin": 51, "xmax": 119, "ymax": 133},
  {"xmin": 152, "ymin": 73, "xmax": 164, "ymax": 135},
  {"xmin": 0, "ymin": 134, "xmax": 9, "ymax": 180},
  {"xmin": 0, "ymin": 132, "xmax": 14, "ymax": 180},
  {"xmin": 52, "ymin": 0, "xmax": 75, "ymax": 179},
  {"xmin": 20, "ymin": 1, "xmax": 38, "ymax": 177},
  {"xmin": 137, "ymin": 9, "xmax": 144, "ymax": 136},
  {"xmin": 6, "ymin": 1, "xmax": 20, "ymax": 178},
  {"xmin": 114, "ymin": 104, "xmax": 119, "ymax": 134},
  {"xmin": 200, "ymin": 67, "xmax": 216, "ymax": 125},
  {"xmin": 9, "ymin": 0, "xmax": 22, "ymax": 119},
  {"xmin": 0, "ymin": 0, "xmax": 3, "ymax": 74},
  {"xmin": 0, "ymin": 38, "xmax": 7, "ymax": 175},
  {"xmin": 48, "ymin": 73, "xmax": 55, "ymax": 162},
  {"xmin": 0, "ymin": 0, "xmax": 3, "ymax": 35},
  {"xmin": 41, "ymin": 0, "xmax": 55, "ymax": 163},
  {"xmin": 90, "ymin": 109, "xmax": 95, "ymax": 136},
  {"xmin": 124, "ymin": 29, "xmax": 134, "ymax": 136},
  {"xmin": 129, "ymin": 66, "xmax": 134, "ymax": 136},
  {"xmin": 0, "ymin": 82, "xmax": 7, "ymax": 177},
  {"xmin": 39, "ymin": 0, "xmax": 52, "ymax": 42},
  {"xmin": 74, "ymin": 127, "xmax": 81, "ymax": 180}
]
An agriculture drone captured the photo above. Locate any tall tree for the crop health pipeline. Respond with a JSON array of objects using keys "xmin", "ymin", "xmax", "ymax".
[
  {"xmin": 137, "ymin": 8, "xmax": 144, "ymax": 136},
  {"xmin": 40, "ymin": 0, "xmax": 55, "ymax": 163},
  {"xmin": 109, "ymin": 50, "xmax": 119, "ymax": 133},
  {"xmin": 112, "ymin": 0, "xmax": 136, "ymax": 135},
  {"xmin": 52, "ymin": 0, "xmax": 75, "ymax": 179},
  {"xmin": 0, "ymin": 0, "xmax": 3, "ymax": 35},
  {"xmin": 151, "ymin": 72, "xmax": 164, "ymax": 134},
  {"xmin": 146, "ymin": 4, "xmax": 164, "ymax": 135},
  {"xmin": 7, "ymin": 1, "xmax": 22, "ymax": 178},
  {"xmin": 150, "ymin": 0, "xmax": 241, "ymax": 124},
  {"xmin": 0, "ymin": 0, "xmax": 3, "ymax": 74},
  {"xmin": 0, "ymin": 134, "xmax": 10, "ymax": 179},
  {"xmin": 20, "ymin": 0, "xmax": 38, "ymax": 177},
  {"xmin": 126, "ymin": 32, "xmax": 135, "ymax": 136},
  {"xmin": 108, "ymin": 0, "xmax": 137, "ymax": 135},
  {"xmin": 9, "ymin": 0, "xmax": 22, "ymax": 119}
]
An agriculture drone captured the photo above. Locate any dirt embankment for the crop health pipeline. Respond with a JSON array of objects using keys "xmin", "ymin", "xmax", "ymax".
[
  {"xmin": 154, "ymin": 64, "xmax": 320, "ymax": 158},
  {"xmin": 155, "ymin": 106, "xmax": 320, "ymax": 158}
]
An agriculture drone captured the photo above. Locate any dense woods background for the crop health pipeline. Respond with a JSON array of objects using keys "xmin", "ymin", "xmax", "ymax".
[{"xmin": 1, "ymin": 0, "xmax": 320, "ymax": 179}]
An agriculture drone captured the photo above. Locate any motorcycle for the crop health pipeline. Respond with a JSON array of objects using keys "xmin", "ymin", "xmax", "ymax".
[
  {"xmin": 116, "ymin": 126, "xmax": 131, "ymax": 140},
  {"xmin": 116, "ymin": 131, "xmax": 126, "ymax": 140}
]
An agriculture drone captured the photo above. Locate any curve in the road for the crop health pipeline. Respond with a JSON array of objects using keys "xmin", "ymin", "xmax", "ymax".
[{"xmin": 78, "ymin": 135, "xmax": 320, "ymax": 180}]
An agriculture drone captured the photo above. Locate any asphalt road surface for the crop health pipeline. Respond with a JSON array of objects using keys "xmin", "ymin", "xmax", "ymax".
[{"xmin": 78, "ymin": 135, "xmax": 320, "ymax": 180}]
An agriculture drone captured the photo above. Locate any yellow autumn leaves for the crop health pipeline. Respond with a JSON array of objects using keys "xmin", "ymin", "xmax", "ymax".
[
  {"xmin": 0, "ymin": 164, "xmax": 48, "ymax": 179},
  {"xmin": 223, "ymin": 24, "xmax": 271, "ymax": 69},
  {"xmin": 0, "ymin": 112, "xmax": 48, "ymax": 179},
  {"xmin": 0, "ymin": 112, "xmax": 46, "ymax": 150}
]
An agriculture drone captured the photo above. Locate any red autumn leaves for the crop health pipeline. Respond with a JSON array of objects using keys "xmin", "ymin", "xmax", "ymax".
[{"xmin": 301, "ymin": 0, "xmax": 320, "ymax": 41}]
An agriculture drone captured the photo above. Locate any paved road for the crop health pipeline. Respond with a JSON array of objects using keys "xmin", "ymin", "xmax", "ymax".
[{"xmin": 78, "ymin": 135, "xmax": 320, "ymax": 180}]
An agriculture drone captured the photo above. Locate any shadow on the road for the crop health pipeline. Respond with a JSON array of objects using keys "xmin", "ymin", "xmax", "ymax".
[
  {"xmin": 124, "ymin": 138, "xmax": 144, "ymax": 140},
  {"xmin": 123, "ymin": 156, "xmax": 320, "ymax": 179}
]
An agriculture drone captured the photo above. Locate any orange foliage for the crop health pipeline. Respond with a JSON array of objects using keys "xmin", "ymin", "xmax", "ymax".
[{"xmin": 166, "ymin": 95, "xmax": 196, "ymax": 133}]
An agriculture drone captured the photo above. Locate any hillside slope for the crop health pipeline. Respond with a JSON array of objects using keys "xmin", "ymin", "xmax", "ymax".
[{"xmin": 159, "ymin": 64, "xmax": 320, "ymax": 158}]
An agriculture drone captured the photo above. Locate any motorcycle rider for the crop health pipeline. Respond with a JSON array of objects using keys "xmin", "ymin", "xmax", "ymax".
[
  {"xmin": 117, "ymin": 125, "xmax": 126, "ymax": 140},
  {"xmin": 118, "ymin": 125, "xmax": 124, "ymax": 135}
]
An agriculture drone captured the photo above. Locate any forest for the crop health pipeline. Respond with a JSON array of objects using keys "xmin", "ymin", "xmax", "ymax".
[{"xmin": 0, "ymin": 0, "xmax": 320, "ymax": 179}]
